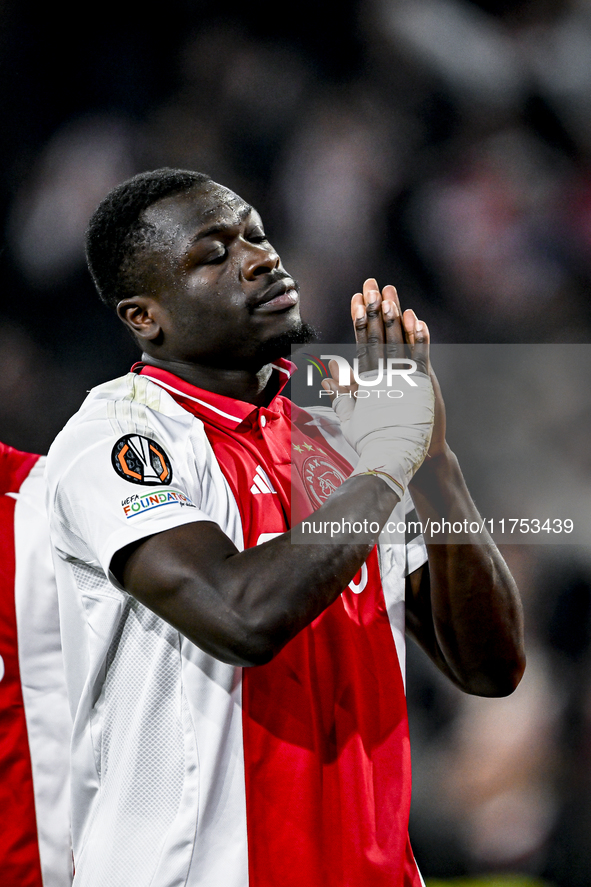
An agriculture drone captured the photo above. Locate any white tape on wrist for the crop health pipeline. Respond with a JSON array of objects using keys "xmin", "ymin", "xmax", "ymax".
[{"xmin": 333, "ymin": 371, "xmax": 434, "ymax": 495}]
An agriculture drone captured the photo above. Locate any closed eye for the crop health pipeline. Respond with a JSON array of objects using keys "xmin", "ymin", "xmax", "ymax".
[
  {"xmin": 246, "ymin": 229, "xmax": 268, "ymax": 244},
  {"xmin": 204, "ymin": 248, "xmax": 228, "ymax": 264}
]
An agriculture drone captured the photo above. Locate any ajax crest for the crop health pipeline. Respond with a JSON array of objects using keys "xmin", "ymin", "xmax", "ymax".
[{"xmin": 303, "ymin": 455, "xmax": 347, "ymax": 507}]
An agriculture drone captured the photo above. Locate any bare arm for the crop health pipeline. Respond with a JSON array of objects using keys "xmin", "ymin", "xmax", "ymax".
[
  {"xmin": 350, "ymin": 279, "xmax": 525, "ymax": 697},
  {"xmin": 406, "ymin": 448, "xmax": 525, "ymax": 697},
  {"xmin": 113, "ymin": 473, "xmax": 399, "ymax": 667}
]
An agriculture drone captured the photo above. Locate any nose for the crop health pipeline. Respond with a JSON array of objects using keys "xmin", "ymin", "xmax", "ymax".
[{"xmin": 241, "ymin": 240, "xmax": 281, "ymax": 280}]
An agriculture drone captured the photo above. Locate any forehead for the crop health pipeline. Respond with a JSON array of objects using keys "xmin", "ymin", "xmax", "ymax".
[{"xmin": 142, "ymin": 181, "xmax": 254, "ymax": 246}]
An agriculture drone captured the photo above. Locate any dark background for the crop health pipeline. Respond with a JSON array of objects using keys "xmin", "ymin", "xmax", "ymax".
[{"xmin": 2, "ymin": 1, "xmax": 591, "ymax": 883}]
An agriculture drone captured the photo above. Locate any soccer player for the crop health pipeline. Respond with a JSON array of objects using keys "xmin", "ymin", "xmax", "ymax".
[
  {"xmin": 0, "ymin": 442, "xmax": 72, "ymax": 886},
  {"xmin": 45, "ymin": 168, "xmax": 525, "ymax": 887}
]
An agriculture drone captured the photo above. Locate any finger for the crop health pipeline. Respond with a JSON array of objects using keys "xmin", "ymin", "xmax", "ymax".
[
  {"xmin": 325, "ymin": 358, "xmax": 358, "ymax": 398},
  {"xmin": 351, "ymin": 291, "xmax": 367, "ymax": 339},
  {"xmin": 363, "ymin": 278, "xmax": 385, "ymax": 347},
  {"xmin": 364, "ymin": 279, "xmax": 386, "ymax": 371},
  {"xmin": 355, "ymin": 278, "xmax": 385, "ymax": 374},
  {"xmin": 412, "ymin": 317, "xmax": 431, "ymax": 376},
  {"xmin": 328, "ymin": 358, "xmax": 351, "ymax": 388},
  {"xmin": 321, "ymin": 378, "xmax": 337, "ymax": 403},
  {"xmin": 325, "ymin": 359, "xmax": 357, "ymax": 421},
  {"xmin": 415, "ymin": 319, "xmax": 429, "ymax": 345},
  {"xmin": 351, "ymin": 290, "xmax": 369, "ymax": 368},
  {"xmin": 402, "ymin": 309, "xmax": 417, "ymax": 346},
  {"xmin": 351, "ymin": 293, "xmax": 366, "ymax": 334},
  {"xmin": 382, "ymin": 300, "xmax": 397, "ymax": 329},
  {"xmin": 381, "ymin": 288, "xmax": 404, "ymax": 364},
  {"xmin": 381, "ymin": 285, "xmax": 404, "ymax": 345}
]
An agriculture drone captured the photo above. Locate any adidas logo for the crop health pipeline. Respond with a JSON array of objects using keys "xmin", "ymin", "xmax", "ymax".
[{"xmin": 250, "ymin": 465, "xmax": 277, "ymax": 495}]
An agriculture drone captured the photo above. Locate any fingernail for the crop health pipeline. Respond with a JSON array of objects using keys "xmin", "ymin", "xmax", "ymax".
[
  {"xmin": 415, "ymin": 321, "xmax": 424, "ymax": 334},
  {"xmin": 403, "ymin": 315, "xmax": 414, "ymax": 332},
  {"xmin": 355, "ymin": 304, "xmax": 366, "ymax": 319},
  {"xmin": 383, "ymin": 301, "xmax": 393, "ymax": 316},
  {"xmin": 363, "ymin": 278, "xmax": 380, "ymax": 303}
]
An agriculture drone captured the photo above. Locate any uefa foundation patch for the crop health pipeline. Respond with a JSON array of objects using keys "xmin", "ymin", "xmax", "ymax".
[
  {"xmin": 112, "ymin": 434, "xmax": 173, "ymax": 486},
  {"xmin": 121, "ymin": 489, "xmax": 196, "ymax": 518}
]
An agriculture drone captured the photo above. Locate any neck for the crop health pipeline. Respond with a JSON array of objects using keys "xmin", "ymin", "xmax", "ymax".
[{"xmin": 139, "ymin": 354, "xmax": 280, "ymax": 406}]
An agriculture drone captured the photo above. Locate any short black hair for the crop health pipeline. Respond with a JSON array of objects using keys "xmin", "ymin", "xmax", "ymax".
[{"xmin": 85, "ymin": 167, "xmax": 212, "ymax": 310}]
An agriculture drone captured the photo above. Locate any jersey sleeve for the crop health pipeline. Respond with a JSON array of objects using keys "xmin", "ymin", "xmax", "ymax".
[
  {"xmin": 12, "ymin": 456, "xmax": 74, "ymax": 886},
  {"xmin": 46, "ymin": 396, "xmax": 238, "ymax": 586}
]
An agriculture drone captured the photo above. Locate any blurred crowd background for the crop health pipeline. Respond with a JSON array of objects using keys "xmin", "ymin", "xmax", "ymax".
[{"xmin": 1, "ymin": 0, "xmax": 591, "ymax": 884}]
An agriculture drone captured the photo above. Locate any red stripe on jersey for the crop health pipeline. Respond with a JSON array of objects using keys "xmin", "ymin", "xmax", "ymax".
[
  {"xmin": 0, "ymin": 443, "xmax": 39, "ymax": 495},
  {"xmin": 138, "ymin": 365, "xmax": 422, "ymax": 887},
  {"xmin": 0, "ymin": 448, "xmax": 44, "ymax": 886},
  {"xmin": 242, "ymin": 547, "xmax": 415, "ymax": 887}
]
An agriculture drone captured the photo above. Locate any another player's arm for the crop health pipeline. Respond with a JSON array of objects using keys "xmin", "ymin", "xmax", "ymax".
[
  {"xmin": 352, "ymin": 279, "xmax": 525, "ymax": 698},
  {"xmin": 113, "ymin": 474, "xmax": 399, "ymax": 667}
]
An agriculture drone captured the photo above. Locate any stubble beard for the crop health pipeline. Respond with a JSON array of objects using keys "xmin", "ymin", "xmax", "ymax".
[{"xmin": 253, "ymin": 318, "xmax": 319, "ymax": 365}]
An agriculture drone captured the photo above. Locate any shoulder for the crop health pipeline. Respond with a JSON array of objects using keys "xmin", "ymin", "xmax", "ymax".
[
  {"xmin": 46, "ymin": 374, "xmax": 204, "ymax": 485},
  {"xmin": 55, "ymin": 372, "xmax": 195, "ymax": 436},
  {"xmin": 44, "ymin": 375, "xmax": 232, "ymax": 572}
]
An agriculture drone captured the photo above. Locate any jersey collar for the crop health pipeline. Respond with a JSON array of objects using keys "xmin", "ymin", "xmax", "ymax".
[{"xmin": 131, "ymin": 358, "xmax": 295, "ymax": 430}]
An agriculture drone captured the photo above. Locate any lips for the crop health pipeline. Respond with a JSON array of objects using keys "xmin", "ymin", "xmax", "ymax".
[{"xmin": 252, "ymin": 278, "xmax": 299, "ymax": 313}]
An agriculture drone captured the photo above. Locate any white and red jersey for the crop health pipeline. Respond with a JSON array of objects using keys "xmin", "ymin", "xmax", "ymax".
[
  {"xmin": 45, "ymin": 360, "xmax": 427, "ymax": 887},
  {"xmin": 0, "ymin": 443, "xmax": 73, "ymax": 886}
]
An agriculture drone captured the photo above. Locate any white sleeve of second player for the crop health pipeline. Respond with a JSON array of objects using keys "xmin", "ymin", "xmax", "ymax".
[
  {"xmin": 14, "ymin": 458, "xmax": 73, "ymax": 886},
  {"xmin": 46, "ymin": 407, "xmax": 243, "ymax": 586}
]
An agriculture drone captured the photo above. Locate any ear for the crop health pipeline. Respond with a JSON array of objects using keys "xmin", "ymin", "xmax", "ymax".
[{"xmin": 117, "ymin": 297, "xmax": 162, "ymax": 342}]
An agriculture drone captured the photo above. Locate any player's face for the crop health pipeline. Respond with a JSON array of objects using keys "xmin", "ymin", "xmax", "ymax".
[{"xmin": 140, "ymin": 181, "xmax": 306, "ymax": 368}]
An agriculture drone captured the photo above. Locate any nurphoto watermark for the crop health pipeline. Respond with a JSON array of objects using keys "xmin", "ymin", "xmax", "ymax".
[{"xmin": 288, "ymin": 343, "xmax": 591, "ymax": 546}]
